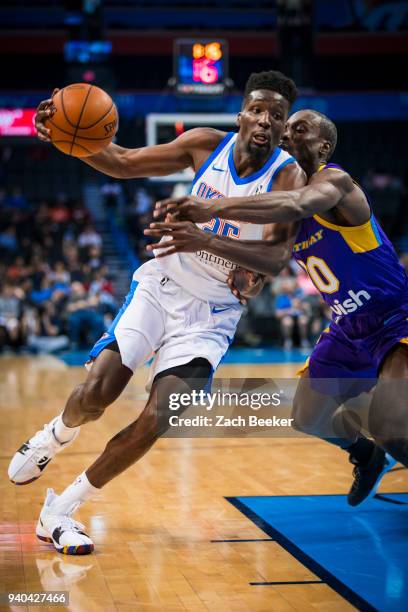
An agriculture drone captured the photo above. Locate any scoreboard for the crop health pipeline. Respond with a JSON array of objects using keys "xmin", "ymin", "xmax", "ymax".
[{"xmin": 174, "ymin": 39, "xmax": 228, "ymax": 96}]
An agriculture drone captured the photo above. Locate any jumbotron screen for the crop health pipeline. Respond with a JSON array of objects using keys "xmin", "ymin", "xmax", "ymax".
[{"xmin": 174, "ymin": 38, "xmax": 228, "ymax": 96}]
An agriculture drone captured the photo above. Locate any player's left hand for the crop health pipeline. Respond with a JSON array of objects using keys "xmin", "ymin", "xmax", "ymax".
[
  {"xmin": 144, "ymin": 221, "xmax": 211, "ymax": 257},
  {"xmin": 153, "ymin": 196, "xmax": 215, "ymax": 223},
  {"xmin": 227, "ymin": 268, "xmax": 265, "ymax": 305}
]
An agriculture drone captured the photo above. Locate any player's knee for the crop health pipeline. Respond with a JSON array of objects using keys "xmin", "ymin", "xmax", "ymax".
[{"xmin": 79, "ymin": 377, "xmax": 113, "ymax": 419}]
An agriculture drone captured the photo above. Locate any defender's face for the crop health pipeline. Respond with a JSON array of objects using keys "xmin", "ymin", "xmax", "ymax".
[
  {"xmin": 281, "ymin": 111, "xmax": 322, "ymax": 163},
  {"xmin": 237, "ymin": 90, "xmax": 289, "ymax": 158}
]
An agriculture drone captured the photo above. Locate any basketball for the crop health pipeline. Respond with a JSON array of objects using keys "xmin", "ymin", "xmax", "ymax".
[{"xmin": 45, "ymin": 83, "xmax": 118, "ymax": 158}]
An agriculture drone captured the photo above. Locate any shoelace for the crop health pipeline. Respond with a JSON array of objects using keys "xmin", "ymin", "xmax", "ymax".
[
  {"xmin": 57, "ymin": 516, "xmax": 86, "ymax": 534},
  {"xmin": 30, "ymin": 424, "xmax": 60, "ymax": 462}
]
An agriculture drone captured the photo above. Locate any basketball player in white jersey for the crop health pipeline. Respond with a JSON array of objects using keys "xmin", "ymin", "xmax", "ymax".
[{"xmin": 9, "ymin": 71, "xmax": 306, "ymax": 554}]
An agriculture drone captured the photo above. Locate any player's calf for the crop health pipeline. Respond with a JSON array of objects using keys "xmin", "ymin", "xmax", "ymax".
[{"xmin": 86, "ymin": 401, "xmax": 163, "ymax": 488}]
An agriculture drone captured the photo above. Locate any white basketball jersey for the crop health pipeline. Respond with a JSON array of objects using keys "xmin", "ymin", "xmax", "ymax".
[{"xmin": 136, "ymin": 132, "xmax": 295, "ymax": 305}]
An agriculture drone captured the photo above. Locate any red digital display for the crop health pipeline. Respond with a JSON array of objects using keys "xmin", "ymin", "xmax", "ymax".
[
  {"xmin": 0, "ymin": 109, "xmax": 37, "ymax": 136},
  {"xmin": 175, "ymin": 38, "xmax": 228, "ymax": 96},
  {"xmin": 192, "ymin": 42, "xmax": 222, "ymax": 85}
]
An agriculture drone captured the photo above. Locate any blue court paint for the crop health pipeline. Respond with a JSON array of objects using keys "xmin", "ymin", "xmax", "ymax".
[
  {"xmin": 59, "ymin": 346, "xmax": 309, "ymax": 367},
  {"xmin": 221, "ymin": 347, "xmax": 309, "ymax": 364},
  {"xmin": 228, "ymin": 494, "xmax": 408, "ymax": 611}
]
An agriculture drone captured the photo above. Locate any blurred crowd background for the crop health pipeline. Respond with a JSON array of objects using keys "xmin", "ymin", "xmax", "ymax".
[{"xmin": 0, "ymin": 0, "xmax": 407, "ymax": 354}]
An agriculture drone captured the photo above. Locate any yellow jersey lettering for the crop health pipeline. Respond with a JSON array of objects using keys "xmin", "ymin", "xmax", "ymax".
[{"xmin": 293, "ymin": 229, "xmax": 324, "ymax": 253}]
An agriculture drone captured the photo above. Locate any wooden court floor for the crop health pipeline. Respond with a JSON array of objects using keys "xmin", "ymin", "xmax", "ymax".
[{"xmin": 1, "ymin": 355, "xmax": 407, "ymax": 611}]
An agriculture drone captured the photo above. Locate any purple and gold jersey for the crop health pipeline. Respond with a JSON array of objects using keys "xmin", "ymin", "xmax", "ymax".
[{"xmin": 292, "ymin": 164, "xmax": 408, "ymax": 319}]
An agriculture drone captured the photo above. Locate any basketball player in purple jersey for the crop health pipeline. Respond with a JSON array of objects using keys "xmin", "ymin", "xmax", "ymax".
[
  {"xmin": 148, "ymin": 109, "xmax": 408, "ymax": 504},
  {"xmin": 9, "ymin": 72, "xmax": 307, "ymax": 554}
]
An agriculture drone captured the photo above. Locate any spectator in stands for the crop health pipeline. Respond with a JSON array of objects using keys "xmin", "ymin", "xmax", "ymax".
[
  {"xmin": 78, "ymin": 225, "xmax": 102, "ymax": 250},
  {"xmin": 66, "ymin": 281, "xmax": 104, "ymax": 350},
  {"xmin": 127, "ymin": 186, "xmax": 156, "ymax": 263},
  {"xmin": 89, "ymin": 266, "xmax": 114, "ymax": 298},
  {"xmin": 100, "ymin": 179, "xmax": 123, "ymax": 213},
  {"xmin": 87, "ymin": 245, "xmax": 104, "ymax": 270},
  {"xmin": 134, "ymin": 186, "xmax": 153, "ymax": 217},
  {"xmin": 34, "ymin": 202, "xmax": 51, "ymax": 228},
  {"xmin": 271, "ymin": 265, "xmax": 298, "ymax": 295},
  {"xmin": 89, "ymin": 266, "xmax": 117, "ymax": 324},
  {"xmin": 49, "ymin": 261, "xmax": 71, "ymax": 286},
  {"xmin": 0, "ymin": 227, "xmax": 18, "ymax": 262},
  {"xmin": 49, "ymin": 194, "xmax": 70, "ymax": 226},
  {"xmin": 0, "ymin": 283, "xmax": 25, "ymax": 352},
  {"xmin": 30, "ymin": 276, "xmax": 53, "ymax": 306},
  {"xmin": 295, "ymin": 268, "xmax": 326, "ymax": 341},
  {"xmin": 238, "ymin": 280, "xmax": 276, "ymax": 346},
  {"xmin": 63, "ymin": 245, "xmax": 85, "ymax": 283},
  {"xmin": 28, "ymin": 254, "xmax": 49, "ymax": 291},
  {"xmin": 27, "ymin": 301, "xmax": 69, "ymax": 354},
  {"xmin": 71, "ymin": 200, "xmax": 90, "ymax": 231},
  {"xmin": 272, "ymin": 267, "xmax": 311, "ymax": 350},
  {"xmin": 6, "ymin": 256, "xmax": 27, "ymax": 283}
]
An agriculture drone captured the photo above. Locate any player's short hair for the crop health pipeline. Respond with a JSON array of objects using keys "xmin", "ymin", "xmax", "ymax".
[
  {"xmin": 244, "ymin": 71, "xmax": 298, "ymax": 107},
  {"xmin": 310, "ymin": 110, "xmax": 338, "ymax": 160}
]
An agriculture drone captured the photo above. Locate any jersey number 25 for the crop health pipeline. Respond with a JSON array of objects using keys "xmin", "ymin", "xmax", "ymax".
[{"xmin": 201, "ymin": 218, "xmax": 241, "ymax": 238}]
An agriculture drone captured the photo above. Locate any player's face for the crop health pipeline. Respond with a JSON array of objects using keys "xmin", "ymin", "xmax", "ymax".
[
  {"xmin": 281, "ymin": 111, "xmax": 322, "ymax": 165},
  {"xmin": 237, "ymin": 90, "xmax": 289, "ymax": 159}
]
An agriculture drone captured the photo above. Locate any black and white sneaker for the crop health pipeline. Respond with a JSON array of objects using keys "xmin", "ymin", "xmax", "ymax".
[
  {"xmin": 348, "ymin": 446, "xmax": 396, "ymax": 507},
  {"xmin": 8, "ymin": 417, "xmax": 79, "ymax": 485},
  {"xmin": 36, "ymin": 489, "xmax": 94, "ymax": 555}
]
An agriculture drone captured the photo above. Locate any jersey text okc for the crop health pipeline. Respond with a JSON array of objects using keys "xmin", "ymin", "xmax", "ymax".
[{"xmin": 196, "ymin": 182, "xmax": 225, "ymax": 199}]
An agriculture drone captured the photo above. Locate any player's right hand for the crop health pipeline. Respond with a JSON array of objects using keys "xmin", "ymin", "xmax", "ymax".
[{"xmin": 35, "ymin": 88, "xmax": 59, "ymax": 142}]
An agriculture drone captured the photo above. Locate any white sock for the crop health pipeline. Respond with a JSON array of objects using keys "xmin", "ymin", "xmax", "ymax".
[
  {"xmin": 53, "ymin": 414, "xmax": 80, "ymax": 444},
  {"xmin": 50, "ymin": 472, "xmax": 99, "ymax": 515}
]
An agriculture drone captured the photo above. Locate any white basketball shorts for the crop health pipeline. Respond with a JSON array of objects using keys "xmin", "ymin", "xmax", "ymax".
[{"xmin": 88, "ymin": 265, "xmax": 242, "ymax": 380}]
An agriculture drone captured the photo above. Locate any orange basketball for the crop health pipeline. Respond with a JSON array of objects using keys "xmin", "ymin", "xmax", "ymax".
[{"xmin": 45, "ymin": 83, "xmax": 118, "ymax": 158}]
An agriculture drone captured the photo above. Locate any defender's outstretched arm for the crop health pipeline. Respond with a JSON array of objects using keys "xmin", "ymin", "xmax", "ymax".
[{"xmin": 154, "ymin": 171, "xmax": 352, "ymax": 224}]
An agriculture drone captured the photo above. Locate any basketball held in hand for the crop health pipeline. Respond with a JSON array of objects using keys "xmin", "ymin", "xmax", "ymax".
[{"xmin": 45, "ymin": 83, "xmax": 118, "ymax": 158}]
